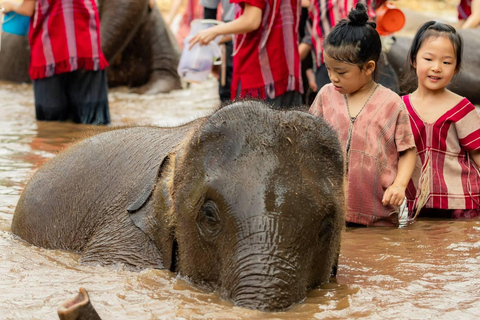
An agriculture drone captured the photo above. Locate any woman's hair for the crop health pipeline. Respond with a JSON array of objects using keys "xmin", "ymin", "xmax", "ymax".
[
  {"xmin": 323, "ymin": 3, "xmax": 382, "ymax": 72},
  {"xmin": 401, "ymin": 21, "xmax": 463, "ymax": 93}
]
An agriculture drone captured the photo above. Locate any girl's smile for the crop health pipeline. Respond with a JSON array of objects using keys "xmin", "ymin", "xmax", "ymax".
[{"xmin": 414, "ymin": 36, "xmax": 458, "ymax": 93}]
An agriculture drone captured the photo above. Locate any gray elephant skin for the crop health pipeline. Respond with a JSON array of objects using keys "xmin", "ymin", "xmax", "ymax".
[
  {"xmin": 386, "ymin": 29, "xmax": 480, "ymax": 104},
  {"xmin": 0, "ymin": 0, "xmax": 181, "ymax": 94},
  {"xmin": 12, "ymin": 100, "xmax": 345, "ymax": 312}
]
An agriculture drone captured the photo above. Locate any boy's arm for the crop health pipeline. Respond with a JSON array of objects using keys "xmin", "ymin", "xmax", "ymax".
[
  {"xmin": 382, "ymin": 147, "xmax": 416, "ymax": 206},
  {"xmin": 189, "ymin": 4, "xmax": 262, "ymax": 47},
  {"xmin": 1, "ymin": 0, "xmax": 36, "ymax": 16}
]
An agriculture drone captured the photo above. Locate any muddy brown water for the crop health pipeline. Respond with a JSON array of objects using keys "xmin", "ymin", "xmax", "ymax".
[{"xmin": 1, "ymin": 79, "xmax": 479, "ymax": 320}]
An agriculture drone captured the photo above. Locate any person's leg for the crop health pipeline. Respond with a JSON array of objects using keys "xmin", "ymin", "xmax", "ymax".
[
  {"xmin": 33, "ymin": 74, "xmax": 69, "ymax": 121},
  {"xmin": 67, "ymin": 69, "xmax": 110, "ymax": 125},
  {"xmin": 219, "ymin": 41, "xmax": 233, "ymax": 103},
  {"xmin": 266, "ymin": 90, "xmax": 303, "ymax": 109},
  {"xmin": 315, "ymin": 63, "xmax": 331, "ymax": 91}
]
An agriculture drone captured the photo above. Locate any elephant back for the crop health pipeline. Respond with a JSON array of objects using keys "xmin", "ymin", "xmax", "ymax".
[{"xmin": 11, "ymin": 123, "xmax": 198, "ymax": 254}]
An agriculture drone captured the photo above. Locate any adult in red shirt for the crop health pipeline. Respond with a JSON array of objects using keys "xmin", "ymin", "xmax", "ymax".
[
  {"xmin": 189, "ymin": 0, "xmax": 304, "ymax": 108},
  {"xmin": 2, "ymin": 0, "xmax": 110, "ymax": 125}
]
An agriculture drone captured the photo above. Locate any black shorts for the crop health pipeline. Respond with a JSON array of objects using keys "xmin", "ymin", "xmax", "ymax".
[{"xmin": 33, "ymin": 69, "xmax": 110, "ymax": 125}]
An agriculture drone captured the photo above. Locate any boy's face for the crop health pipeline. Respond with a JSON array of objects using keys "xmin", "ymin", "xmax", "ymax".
[
  {"xmin": 323, "ymin": 53, "xmax": 374, "ymax": 95},
  {"xmin": 414, "ymin": 36, "xmax": 458, "ymax": 93}
]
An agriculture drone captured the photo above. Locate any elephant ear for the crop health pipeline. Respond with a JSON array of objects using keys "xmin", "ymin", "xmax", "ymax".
[{"xmin": 127, "ymin": 154, "xmax": 177, "ymax": 271}]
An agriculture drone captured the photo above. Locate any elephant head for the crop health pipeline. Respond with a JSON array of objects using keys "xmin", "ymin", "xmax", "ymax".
[
  {"xmin": 97, "ymin": 0, "xmax": 150, "ymax": 62},
  {"xmin": 134, "ymin": 101, "xmax": 345, "ymax": 311}
]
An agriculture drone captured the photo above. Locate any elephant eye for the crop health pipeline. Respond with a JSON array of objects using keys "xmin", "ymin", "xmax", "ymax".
[
  {"xmin": 197, "ymin": 200, "xmax": 222, "ymax": 239},
  {"xmin": 201, "ymin": 200, "xmax": 220, "ymax": 223}
]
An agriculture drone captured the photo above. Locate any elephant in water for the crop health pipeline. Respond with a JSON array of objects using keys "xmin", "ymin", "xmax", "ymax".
[
  {"xmin": 12, "ymin": 100, "xmax": 345, "ymax": 312},
  {"xmin": 0, "ymin": 0, "xmax": 181, "ymax": 94},
  {"xmin": 385, "ymin": 29, "xmax": 480, "ymax": 104}
]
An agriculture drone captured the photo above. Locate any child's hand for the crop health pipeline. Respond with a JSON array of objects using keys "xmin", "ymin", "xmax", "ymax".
[
  {"xmin": 188, "ymin": 29, "xmax": 218, "ymax": 49},
  {"xmin": 382, "ymin": 185, "xmax": 406, "ymax": 206}
]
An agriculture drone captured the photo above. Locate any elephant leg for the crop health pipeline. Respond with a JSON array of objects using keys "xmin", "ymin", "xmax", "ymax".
[
  {"xmin": 0, "ymin": 33, "xmax": 31, "ymax": 83},
  {"xmin": 106, "ymin": 3, "xmax": 182, "ymax": 93},
  {"xmin": 134, "ymin": 4, "xmax": 182, "ymax": 94},
  {"xmin": 57, "ymin": 288, "xmax": 102, "ymax": 320}
]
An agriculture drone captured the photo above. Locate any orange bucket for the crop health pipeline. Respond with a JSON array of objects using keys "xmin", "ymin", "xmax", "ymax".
[{"xmin": 376, "ymin": 2, "xmax": 405, "ymax": 35}]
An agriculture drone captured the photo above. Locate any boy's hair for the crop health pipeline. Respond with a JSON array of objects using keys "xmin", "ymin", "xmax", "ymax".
[
  {"xmin": 401, "ymin": 21, "xmax": 463, "ymax": 92},
  {"xmin": 323, "ymin": 3, "xmax": 381, "ymax": 70}
]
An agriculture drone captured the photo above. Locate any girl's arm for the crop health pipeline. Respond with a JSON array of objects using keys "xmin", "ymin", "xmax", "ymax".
[
  {"xmin": 1, "ymin": 0, "xmax": 35, "ymax": 16},
  {"xmin": 382, "ymin": 147, "xmax": 417, "ymax": 207},
  {"xmin": 470, "ymin": 150, "xmax": 480, "ymax": 168},
  {"xmin": 462, "ymin": 0, "xmax": 480, "ymax": 29},
  {"xmin": 188, "ymin": 4, "xmax": 262, "ymax": 47}
]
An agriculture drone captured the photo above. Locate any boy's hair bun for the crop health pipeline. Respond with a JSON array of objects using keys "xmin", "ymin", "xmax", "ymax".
[{"xmin": 348, "ymin": 3, "xmax": 369, "ymax": 26}]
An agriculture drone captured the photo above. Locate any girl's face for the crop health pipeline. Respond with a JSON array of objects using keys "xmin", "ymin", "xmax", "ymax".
[
  {"xmin": 414, "ymin": 36, "xmax": 458, "ymax": 93},
  {"xmin": 323, "ymin": 52, "xmax": 374, "ymax": 95}
]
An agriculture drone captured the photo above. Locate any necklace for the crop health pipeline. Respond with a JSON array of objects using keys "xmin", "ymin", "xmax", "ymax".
[
  {"xmin": 345, "ymin": 83, "xmax": 379, "ymax": 120},
  {"xmin": 344, "ymin": 83, "xmax": 379, "ymax": 164}
]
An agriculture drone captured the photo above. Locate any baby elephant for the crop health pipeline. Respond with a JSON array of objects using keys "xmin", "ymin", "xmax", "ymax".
[{"xmin": 12, "ymin": 100, "xmax": 345, "ymax": 312}]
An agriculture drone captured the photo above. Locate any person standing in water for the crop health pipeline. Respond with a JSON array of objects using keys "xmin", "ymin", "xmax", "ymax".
[
  {"xmin": 402, "ymin": 21, "xmax": 480, "ymax": 219},
  {"xmin": 309, "ymin": 3, "xmax": 416, "ymax": 227},
  {"xmin": 2, "ymin": 0, "xmax": 110, "ymax": 125}
]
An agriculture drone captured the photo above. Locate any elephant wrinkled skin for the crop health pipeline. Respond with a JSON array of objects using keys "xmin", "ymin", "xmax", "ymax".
[
  {"xmin": 12, "ymin": 100, "xmax": 345, "ymax": 311},
  {"xmin": 0, "ymin": 0, "xmax": 181, "ymax": 94}
]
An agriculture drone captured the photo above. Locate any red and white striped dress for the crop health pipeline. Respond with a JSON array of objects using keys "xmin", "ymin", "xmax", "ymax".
[
  {"xmin": 230, "ymin": 0, "xmax": 303, "ymax": 100},
  {"xmin": 308, "ymin": 0, "xmax": 375, "ymax": 68},
  {"xmin": 28, "ymin": 0, "xmax": 108, "ymax": 80},
  {"xmin": 403, "ymin": 95, "xmax": 480, "ymax": 215}
]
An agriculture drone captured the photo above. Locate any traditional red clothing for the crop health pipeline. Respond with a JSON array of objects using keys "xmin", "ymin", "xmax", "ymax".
[
  {"xmin": 230, "ymin": 0, "xmax": 303, "ymax": 100},
  {"xmin": 309, "ymin": 84, "xmax": 415, "ymax": 227},
  {"xmin": 308, "ymin": 0, "xmax": 375, "ymax": 68},
  {"xmin": 458, "ymin": 0, "xmax": 472, "ymax": 20},
  {"xmin": 403, "ymin": 95, "xmax": 480, "ymax": 216},
  {"xmin": 28, "ymin": 0, "xmax": 108, "ymax": 80}
]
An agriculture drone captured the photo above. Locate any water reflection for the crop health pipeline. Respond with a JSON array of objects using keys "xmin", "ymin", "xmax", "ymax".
[{"xmin": 0, "ymin": 80, "xmax": 479, "ymax": 319}]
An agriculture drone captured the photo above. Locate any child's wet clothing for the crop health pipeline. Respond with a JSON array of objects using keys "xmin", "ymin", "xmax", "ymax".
[
  {"xmin": 403, "ymin": 95, "xmax": 480, "ymax": 217},
  {"xmin": 310, "ymin": 84, "xmax": 415, "ymax": 226}
]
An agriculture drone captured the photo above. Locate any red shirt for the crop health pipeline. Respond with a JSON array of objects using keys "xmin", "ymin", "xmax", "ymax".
[
  {"xmin": 308, "ymin": 0, "xmax": 375, "ymax": 68},
  {"xmin": 28, "ymin": 0, "xmax": 108, "ymax": 80},
  {"xmin": 230, "ymin": 0, "xmax": 303, "ymax": 99},
  {"xmin": 403, "ymin": 95, "xmax": 480, "ymax": 214},
  {"xmin": 458, "ymin": 0, "xmax": 472, "ymax": 20}
]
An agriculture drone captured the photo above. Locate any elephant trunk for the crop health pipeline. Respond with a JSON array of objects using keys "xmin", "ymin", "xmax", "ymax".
[
  {"xmin": 98, "ymin": 0, "xmax": 149, "ymax": 62},
  {"xmin": 224, "ymin": 223, "xmax": 306, "ymax": 311},
  {"xmin": 227, "ymin": 253, "xmax": 305, "ymax": 311}
]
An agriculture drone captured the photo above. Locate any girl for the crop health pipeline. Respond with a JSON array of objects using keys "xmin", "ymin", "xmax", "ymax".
[
  {"xmin": 402, "ymin": 21, "xmax": 480, "ymax": 219},
  {"xmin": 308, "ymin": 3, "xmax": 417, "ymax": 227}
]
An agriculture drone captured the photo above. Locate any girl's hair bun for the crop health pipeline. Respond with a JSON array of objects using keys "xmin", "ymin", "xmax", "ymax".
[{"xmin": 348, "ymin": 3, "xmax": 369, "ymax": 26}]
